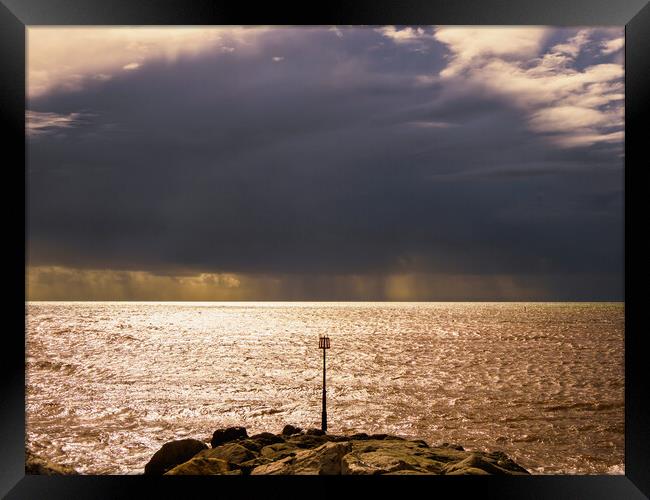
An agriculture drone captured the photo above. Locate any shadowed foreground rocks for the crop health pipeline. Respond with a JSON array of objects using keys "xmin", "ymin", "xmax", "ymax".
[
  {"xmin": 145, "ymin": 426, "xmax": 530, "ymax": 475},
  {"xmin": 26, "ymin": 450, "xmax": 78, "ymax": 475},
  {"xmin": 144, "ymin": 438, "xmax": 208, "ymax": 475}
]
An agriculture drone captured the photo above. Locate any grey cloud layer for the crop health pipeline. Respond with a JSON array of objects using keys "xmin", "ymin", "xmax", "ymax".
[{"xmin": 27, "ymin": 27, "xmax": 623, "ymax": 299}]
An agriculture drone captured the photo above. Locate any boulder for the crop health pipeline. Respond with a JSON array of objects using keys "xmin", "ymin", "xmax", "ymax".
[
  {"xmin": 251, "ymin": 441, "xmax": 352, "ymax": 475},
  {"xmin": 144, "ymin": 439, "xmax": 207, "ymax": 475},
  {"xmin": 292, "ymin": 441, "xmax": 352, "ymax": 475},
  {"xmin": 419, "ymin": 446, "xmax": 469, "ymax": 464},
  {"xmin": 342, "ymin": 440, "xmax": 442, "ymax": 475},
  {"xmin": 197, "ymin": 443, "xmax": 257, "ymax": 467},
  {"xmin": 140, "ymin": 428, "xmax": 530, "ymax": 476},
  {"xmin": 442, "ymin": 453, "xmax": 529, "ymax": 475},
  {"xmin": 238, "ymin": 439, "xmax": 264, "ymax": 453},
  {"xmin": 25, "ymin": 451, "xmax": 78, "ymax": 475},
  {"xmin": 250, "ymin": 455, "xmax": 295, "ymax": 475},
  {"xmin": 164, "ymin": 457, "xmax": 231, "ymax": 475},
  {"xmin": 281, "ymin": 424, "xmax": 302, "ymax": 436},
  {"xmin": 445, "ymin": 465, "xmax": 491, "ymax": 475},
  {"xmin": 211, "ymin": 426, "xmax": 248, "ymax": 448},
  {"xmin": 239, "ymin": 457, "xmax": 275, "ymax": 475},
  {"xmin": 366, "ymin": 434, "xmax": 405, "ymax": 441},
  {"xmin": 249, "ymin": 432, "xmax": 285, "ymax": 446},
  {"xmin": 352, "ymin": 439, "xmax": 424, "ymax": 454},
  {"xmin": 241, "ymin": 432, "xmax": 285, "ymax": 452},
  {"xmin": 286, "ymin": 434, "xmax": 331, "ymax": 449},
  {"xmin": 325, "ymin": 434, "xmax": 351, "ymax": 442},
  {"xmin": 260, "ymin": 443, "xmax": 300, "ymax": 461},
  {"xmin": 486, "ymin": 450, "xmax": 531, "ymax": 474}
]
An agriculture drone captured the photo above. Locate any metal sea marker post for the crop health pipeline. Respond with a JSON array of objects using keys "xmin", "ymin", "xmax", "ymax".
[{"xmin": 319, "ymin": 334, "xmax": 331, "ymax": 433}]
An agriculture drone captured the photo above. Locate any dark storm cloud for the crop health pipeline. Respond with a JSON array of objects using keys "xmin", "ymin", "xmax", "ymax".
[{"xmin": 27, "ymin": 27, "xmax": 624, "ymax": 299}]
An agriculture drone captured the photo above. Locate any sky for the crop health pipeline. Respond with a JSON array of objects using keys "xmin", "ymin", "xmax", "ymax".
[{"xmin": 26, "ymin": 26, "xmax": 624, "ymax": 301}]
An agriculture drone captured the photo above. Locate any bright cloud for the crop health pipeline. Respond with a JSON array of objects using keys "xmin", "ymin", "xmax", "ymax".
[
  {"xmin": 551, "ymin": 29, "xmax": 592, "ymax": 58},
  {"xmin": 376, "ymin": 26, "xmax": 624, "ymax": 148},
  {"xmin": 27, "ymin": 27, "xmax": 268, "ymax": 98},
  {"xmin": 376, "ymin": 26, "xmax": 436, "ymax": 44},
  {"xmin": 434, "ymin": 27, "xmax": 549, "ymax": 76},
  {"xmin": 601, "ymin": 37, "xmax": 624, "ymax": 55},
  {"xmin": 26, "ymin": 110, "xmax": 91, "ymax": 137},
  {"xmin": 423, "ymin": 27, "xmax": 623, "ymax": 148}
]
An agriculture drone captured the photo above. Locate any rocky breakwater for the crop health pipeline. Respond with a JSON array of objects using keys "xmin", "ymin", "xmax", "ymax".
[
  {"xmin": 144, "ymin": 425, "xmax": 530, "ymax": 475},
  {"xmin": 25, "ymin": 449, "xmax": 78, "ymax": 475}
]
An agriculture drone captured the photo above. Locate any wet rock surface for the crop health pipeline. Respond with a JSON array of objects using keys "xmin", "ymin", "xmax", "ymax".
[
  {"xmin": 147, "ymin": 426, "xmax": 531, "ymax": 475},
  {"xmin": 211, "ymin": 426, "xmax": 248, "ymax": 448},
  {"xmin": 26, "ymin": 450, "xmax": 78, "ymax": 475},
  {"xmin": 281, "ymin": 424, "xmax": 302, "ymax": 436},
  {"xmin": 144, "ymin": 438, "xmax": 208, "ymax": 475}
]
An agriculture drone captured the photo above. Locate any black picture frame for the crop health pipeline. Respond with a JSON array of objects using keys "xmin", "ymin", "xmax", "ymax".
[{"xmin": 2, "ymin": 1, "xmax": 648, "ymax": 498}]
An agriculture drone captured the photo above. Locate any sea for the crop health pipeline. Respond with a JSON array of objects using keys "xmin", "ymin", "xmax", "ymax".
[{"xmin": 25, "ymin": 301, "xmax": 624, "ymax": 475}]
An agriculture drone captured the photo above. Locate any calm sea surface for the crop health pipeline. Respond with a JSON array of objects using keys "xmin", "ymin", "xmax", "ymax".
[{"xmin": 26, "ymin": 301, "xmax": 624, "ymax": 475}]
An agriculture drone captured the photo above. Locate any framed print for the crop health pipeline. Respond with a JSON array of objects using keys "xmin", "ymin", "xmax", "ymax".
[{"xmin": 2, "ymin": 0, "xmax": 649, "ymax": 498}]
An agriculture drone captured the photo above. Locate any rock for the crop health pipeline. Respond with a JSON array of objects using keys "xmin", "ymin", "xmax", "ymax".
[
  {"xmin": 445, "ymin": 465, "xmax": 491, "ymax": 475},
  {"xmin": 211, "ymin": 426, "xmax": 248, "ymax": 448},
  {"xmin": 144, "ymin": 439, "xmax": 208, "ymax": 475},
  {"xmin": 139, "ymin": 428, "xmax": 529, "ymax": 476},
  {"xmin": 164, "ymin": 457, "xmax": 231, "ymax": 475},
  {"xmin": 342, "ymin": 440, "xmax": 442, "ymax": 475},
  {"xmin": 251, "ymin": 441, "xmax": 352, "ymax": 475},
  {"xmin": 485, "ymin": 450, "xmax": 531, "ymax": 474},
  {"xmin": 260, "ymin": 443, "xmax": 299, "ymax": 461},
  {"xmin": 441, "ymin": 453, "xmax": 495, "ymax": 475},
  {"xmin": 281, "ymin": 424, "xmax": 302, "ymax": 436},
  {"xmin": 419, "ymin": 446, "xmax": 469, "ymax": 464},
  {"xmin": 241, "ymin": 432, "xmax": 285, "ymax": 452},
  {"xmin": 238, "ymin": 439, "xmax": 264, "ymax": 453},
  {"xmin": 366, "ymin": 434, "xmax": 405, "ymax": 441},
  {"xmin": 197, "ymin": 443, "xmax": 257, "ymax": 467},
  {"xmin": 324, "ymin": 434, "xmax": 350, "ymax": 442},
  {"xmin": 352, "ymin": 439, "xmax": 424, "ymax": 454},
  {"xmin": 25, "ymin": 451, "xmax": 78, "ymax": 475},
  {"xmin": 249, "ymin": 432, "xmax": 285, "ymax": 446},
  {"xmin": 442, "ymin": 453, "xmax": 529, "ymax": 475},
  {"xmin": 293, "ymin": 441, "xmax": 352, "ymax": 475},
  {"xmin": 250, "ymin": 455, "xmax": 296, "ymax": 475},
  {"xmin": 286, "ymin": 433, "xmax": 332, "ymax": 449},
  {"xmin": 239, "ymin": 456, "xmax": 275, "ymax": 475}
]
